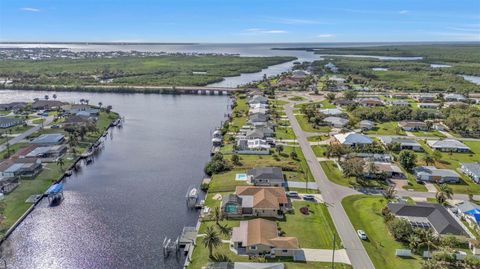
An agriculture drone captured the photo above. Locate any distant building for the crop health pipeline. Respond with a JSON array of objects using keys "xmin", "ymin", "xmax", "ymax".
[
  {"xmin": 318, "ymin": 108, "xmax": 343, "ymax": 116},
  {"xmin": 444, "ymin": 93, "xmax": 467, "ymax": 102},
  {"xmin": 460, "ymin": 163, "xmax": 480, "ymax": 183},
  {"xmin": 0, "ymin": 158, "xmax": 42, "ymax": 178},
  {"xmin": 333, "ymin": 132, "xmax": 373, "ymax": 146},
  {"xmin": 398, "ymin": 121, "xmax": 428, "ymax": 131},
  {"xmin": 427, "ymin": 139, "xmax": 470, "ymax": 153},
  {"xmin": 0, "ymin": 117, "xmax": 24, "ymax": 129},
  {"xmin": 413, "ymin": 166, "xmax": 460, "ymax": 183},
  {"xmin": 30, "ymin": 133, "xmax": 65, "ymax": 145},
  {"xmin": 323, "ymin": 116, "xmax": 349, "ymax": 128},
  {"xmin": 418, "ymin": 103, "xmax": 440, "ymax": 109},
  {"xmin": 379, "ymin": 136, "xmax": 423, "ymax": 151},
  {"xmin": 356, "ymin": 98, "xmax": 384, "ymax": 107},
  {"xmin": 389, "ymin": 100, "xmax": 410, "ymax": 107},
  {"xmin": 359, "ymin": 120, "xmax": 375, "ymax": 131},
  {"xmin": 413, "ymin": 94, "xmax": 436, "ymax": 102},
  {"xmin": 32, "ymin": 100, "xmax": 67, "ymax": 110},
  {"xmin": 364, "ymin": 162, "xmax": 405, "ymax": 179}
]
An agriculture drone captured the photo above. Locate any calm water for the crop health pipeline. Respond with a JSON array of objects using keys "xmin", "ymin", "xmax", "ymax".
[
  {"xmin": 462, "ymin": 75, "xmax": 480, "ymax": 85},
  {"xmin": 0, "ymin": 90, "xmax": 229, "ymax": 268}
]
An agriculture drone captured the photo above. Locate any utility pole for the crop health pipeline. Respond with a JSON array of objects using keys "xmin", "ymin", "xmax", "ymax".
[{"xmin": 331, "ymin": 233, "xmax": 336, "ymax": 269}]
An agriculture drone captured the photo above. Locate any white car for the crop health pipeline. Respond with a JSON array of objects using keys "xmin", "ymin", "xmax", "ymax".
[
  {"xmin": 357, "ymin": 230, "xmax": 367, "ymax": 240},
  {"xmin": 286, "ymin": 191, "xmax": 299, "ymax": 198}
]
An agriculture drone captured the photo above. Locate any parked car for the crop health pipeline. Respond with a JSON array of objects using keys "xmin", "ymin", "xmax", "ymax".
[
  {"xmin": 286, "ymin": 191, "xmax": 299, "ymax": 198},
  {"xmin": 50, "ymin": 125, "xmax": 60, "ymax": 129},
  {"xmin": 303, "ymin": 194, "xmax": 315, "ymax": 201},
  {"xmin": 357, "ymin": 230, "xmax": 367, "ymax": 240}
]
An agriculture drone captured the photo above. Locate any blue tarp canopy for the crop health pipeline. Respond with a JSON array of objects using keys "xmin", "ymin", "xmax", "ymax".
[
  {"xmin": 465, "ymin": 208, "xmax": 480, "ymax": 215},
  {"xmin": 46, "ymin": 183, "xmax": 63, "ymax": 195}
]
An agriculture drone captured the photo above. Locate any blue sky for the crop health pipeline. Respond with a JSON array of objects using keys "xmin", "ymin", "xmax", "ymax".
[{"xmin": 0, "ymin": 0, "xmax": 479, "ymax": 42}]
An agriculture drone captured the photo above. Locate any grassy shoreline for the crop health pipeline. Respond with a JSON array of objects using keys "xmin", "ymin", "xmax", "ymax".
[{"xmin": 0, "ymin": 111, "xmax": 119, "ymax": 239}]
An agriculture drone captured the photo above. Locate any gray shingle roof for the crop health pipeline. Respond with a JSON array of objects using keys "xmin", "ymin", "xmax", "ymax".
[
  {"xmin": 388, "ymin": 202, "xmax": 468, "ymax": 236},
  {"xmin": 247, "ymin": 167, "xmax": 283, "ymax": 181}
]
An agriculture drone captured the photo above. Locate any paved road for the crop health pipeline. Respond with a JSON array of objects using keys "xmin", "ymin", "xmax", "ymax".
[
  {"xmin": 0, "ymin": 116, "xmax": 54, "ymax": 152},
  {"xmin": 284, "ymin": 103, "xmax": 376, "ymax": 269}
]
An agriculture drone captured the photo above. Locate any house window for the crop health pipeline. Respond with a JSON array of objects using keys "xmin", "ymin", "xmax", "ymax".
[
  {"xmin": 282, "ymin": 250, "xmax": 288, "ymax": 253},
  {"xmin": 250, "ymin": 245, "xmax": 257, "ymax": 250}
]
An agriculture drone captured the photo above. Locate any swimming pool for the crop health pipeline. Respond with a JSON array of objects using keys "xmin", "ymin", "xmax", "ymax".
[
  {"xmin": 235, "ymin": 173, "xmax": 248, "ymax": 181},
  {"xmin": 225, "ymin": 204, "xmax": 238, "ymax": 213}
]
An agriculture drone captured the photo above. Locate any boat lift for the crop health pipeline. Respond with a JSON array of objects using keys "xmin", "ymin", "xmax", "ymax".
[
  {"xmin": 162, "ymin": 236, "xmax": 179, "ymax": 258},
  {"xmin": 46, "ymin": 183, "xmax": 64, "ymax": 205}
]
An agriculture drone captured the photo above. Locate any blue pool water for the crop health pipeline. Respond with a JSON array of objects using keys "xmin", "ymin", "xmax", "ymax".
[{"xmin": 235, "ymin": 173, "xmax": 248, "ymax": 181}]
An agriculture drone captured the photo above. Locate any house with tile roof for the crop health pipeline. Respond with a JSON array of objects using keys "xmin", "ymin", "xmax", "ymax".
[
  {"xmin": 221, "ymin": 186, "xmax": 290, "ymax": 218},
  {"xmin": 231, "ymin": 218, "xmax": 300, "ymax": 257}
]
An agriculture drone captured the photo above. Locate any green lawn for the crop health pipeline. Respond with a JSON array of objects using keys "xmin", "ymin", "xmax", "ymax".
[
  {"xmin": 365, "ymin": 121, "xmax": 405, "ymax": 136},
  {"xmin": 208, "ymin": 170, "xmax": 249, "ymax": 192},
  {"xmin": 295, "ymin": 114, "xmax": 331, "ymax": 133},
  {"xmin": 289, "ymin": 96, "xmax": 306, "ymax": 101},
  {"xmin": 276, "ymin": 126, "xmax": 296, "ymax": 140},
  {"xmin": 307, "ymin": 135, "xmax": 330, "ymax": 142},
  {"xmin": 312, "ymin": 145, "xmax": 328, "ymax": 157},
  {"xmin": 31, "ymin": 118, "xmax": 45, "ymax": 125},
  {"xmin": 342, "ymin": 195, "xmax": 422, "ymax": 269},
  {"xmin": 279, "ymin": 201, "xmax": 341, "ymax": 249},
  {"xmin": 410, "ymin": 130, "xmax": 446, "ymax": 138},
  {"xmin": 320, "ymin": 161, "xmax": 356, "ymax": 187}
]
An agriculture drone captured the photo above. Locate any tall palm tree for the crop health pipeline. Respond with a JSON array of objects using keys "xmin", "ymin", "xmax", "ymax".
[
  {"xmin": 98, "ymin": 102, "xmax": 103, "ymax": 109},
  {"xmin": 56, "ymin": 157, "xmax": 65, "ymax": 170},
  {"xmin": 418, "ymin": 229, "xmax": 438, "ymax": 256},
  {"xmin": 436, "ymin": 184, "xmax": 453, "ymax": 204},
  {"xmin": 214, "ymin": 207, "xmax": 221, "ymax": 225},
  {"xmin": 202, "ymin": 226, "xmax": 221, "ymax": 258},
  {"xmin": 53, "ymin": 94, "xmax": 57, "ymax": 100}
]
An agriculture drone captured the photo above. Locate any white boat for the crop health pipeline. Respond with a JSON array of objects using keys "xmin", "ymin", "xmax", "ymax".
[{"xmin": 188, "ymin": 188, "xmax": 198, "ymax": 198}]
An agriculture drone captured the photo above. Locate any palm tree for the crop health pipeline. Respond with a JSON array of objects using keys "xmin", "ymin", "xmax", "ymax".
[
  {"xmin": 408, "ymin": 233, "xmax": 421, "ymax": 253},
  {"xmin": 436, "ymin": 184, "xmax": 453, "ymax": 204},
  {"xmin": 418, "ymin": 229, "xmax": 438, "ymax": 256},
  {"xmin": 56, "ymin": 157, "xmax": 65, "ymax": 170},
  {"xmin": 98, "ymin": 102, "xmax": 103, "ymax": 109},
  {"xmin": 53, "ymin": 94, "xmax": 57, "ymax": 100},
  {"xmin": 423, "ymin": 154, "xmax": 434, "ymax": 166},
  {"xmin": 384, "ymin": 186, "xmax": 397, "ymax": 199},
  {"xmin": 214, "ymin": 207, "xmax": 221, "ymax": 225},
  {"xmin": 44, "ymin": 95, "xmax": 49, "ymax": 100},
  {"xmin": 202, "ymin": 226, "xmax": 221, "ymax": 258}
]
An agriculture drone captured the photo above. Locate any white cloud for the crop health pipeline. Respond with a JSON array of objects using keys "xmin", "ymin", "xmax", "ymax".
[
  {"xmin": 242, "ymin": 28, "xmax": 288, "ymax": 35},
  {"xmin": 398, "ymin": 10, "xmax": 409, "ymax": 15},
  {"xmin": 317, "ymin": 34, "xmax": 335, "ymax": 38},
  {"xmin": 20, "ymin": 7, "xmax": 41, "ymax": 12},
  {"xmin": 264, "ymin": 17, "xmax": 323, "ymax": 25}
]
